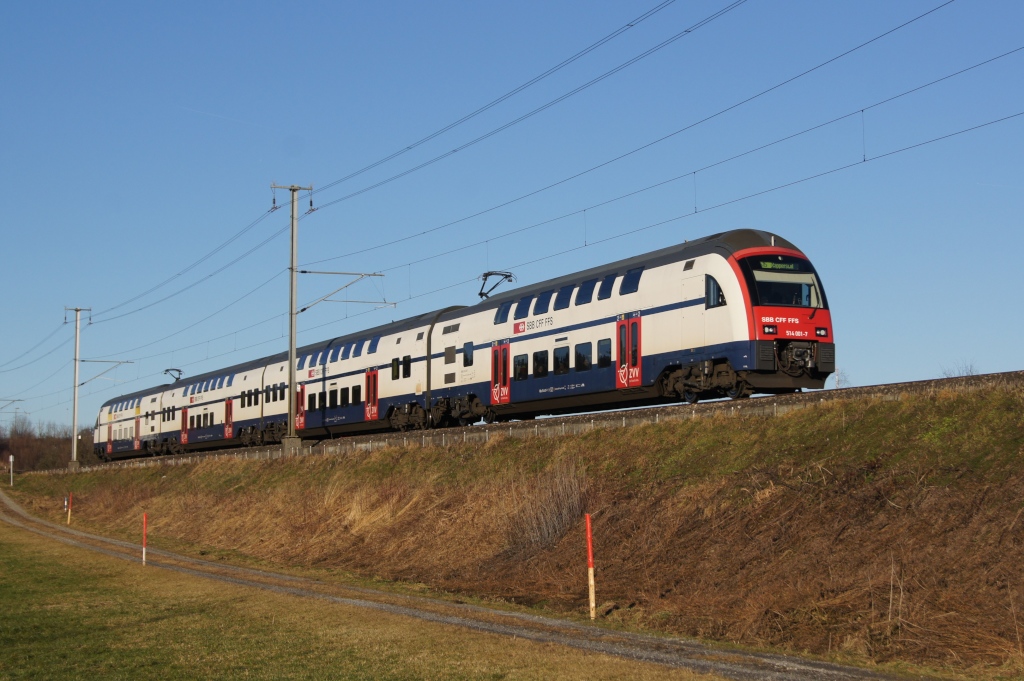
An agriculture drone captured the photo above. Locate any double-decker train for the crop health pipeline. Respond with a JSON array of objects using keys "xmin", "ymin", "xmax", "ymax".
[{"xmin": 94, "ymin": 229, "xmax": 834, "ymax": 460}]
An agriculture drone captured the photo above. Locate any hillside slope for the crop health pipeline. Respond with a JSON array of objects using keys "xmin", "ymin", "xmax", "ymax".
[{"xmin": 13, "ymin": 385, "xmax": 1024, "ymax": 677}]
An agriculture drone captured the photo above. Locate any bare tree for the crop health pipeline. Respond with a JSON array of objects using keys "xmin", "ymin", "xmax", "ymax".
[{"xmin": 832, "ymin": 368, "xmax": 850, "ymax": 389}]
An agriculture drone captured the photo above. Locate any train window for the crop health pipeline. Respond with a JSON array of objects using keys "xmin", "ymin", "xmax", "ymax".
[
  {"xmin": 318, "ymin": 392, "xmax": 327, "ymax": 409},
  {"xmin": 494, "ymin": 301, "xmax": 513, "ymax": 325},
  {"xmin": 307, "ymin": 393, "xmax": 316, "ymax": 412},
  {"xmin": 341, "ymin": 343, "xmax": 352, "ymax": 360},
  {"xmin": 532, "ymin": 290, "xmax": 554, "ymax": 315},
  {"xmin": 575, "ymin": 279, "xmax": 599, "ymax": 306},
  {"xmin": 329, "ymin": 389, "xmax": 338, "ymax": 408},
  {"xmin": 215, "ymin": 377, "xmax": 222, "ymax": 390},
  {"xmin": 416, "ymin": 332, "xmax": 424, "ymax": 340},
  {"xmin": 227, "ymin": 374, "xmax": 234, "ymax": 388},
  {"xmin": 189, "ymin": 415, "xmax": 196, "ymax": 429},
  {"xmin": 396, "ymin": 338, "xmax": 401, "ymax": 345},
  {"xmin": 597, "ymin": 274, "xmax": 617, "ymax": 300},
  {"xmin": 631, "ymin": 321, "xmax": 639, "ymax": 367},
  {"xmin": 253, "ymin": 389, "xmax": 260, "ymax": 406},
  {"xmin": 706, "ymin": 275, "xmax": 727, "ymax": 309},
  {"xmin": 683, "ymin": 259, "xmax": 695, "ymax": 271},
  {"xmin": 553, "ymin": 284, "xmax": 575, "ymax": 310},
  {"xmin": 513, "ymin": 295, "xmax": 534, "ymax": 320},
  {"xmin": 442, "ymin": 324, "xmax": 460, "ymax": 335},
  {"xmin": 403, "ymin": 355, "xmax": 412, "ymax": 377},
  {"xmin": 278, "ymin": 384, "xmax": 286, "ymax": 402},
  {"xmin": 353, "ymin": 340, "xmax": 365, "ymax": 357},
  {"xmin": 619, "ymin": 267, "xmax": 644, "ymax": 295},
  {"xmin": 513, "ymin": 354, "xmax": 529, "ymax": 381},
  {"xmin": 352, "ymin": 385, "xmax": 361, "ymax": 404},
  {"xmin": 462, "ymin": 343, "xmax": 473, "ymax": 367},
  {"xmin": 265, "ymin": 386, "xmax": 272, "ymax": 402},
  {"xmin": 340, "ymin": 387, "xmax": 350, "ymax": 407},
  {"xmin": 553, "ymin": 347, "xmax": 570, "ymax": 375},
  {"xmin": 618, "ymin": 325, "xmax": 627, "ymax": 369},
  {"xmin": 392, "ymin": 358, "xmax": 400, "ymax": 380},
  {"xmin": 329, "ymin": 346, "xmax": 341, "ymax": 362},
  {"xmin": 445, "ymin": 346, "xmax": 456, "ymax": 364},
  {"xmin": 533, "ymin": 350, "xmax": 549, "ymax": 378},
  {"xmin": 575, "ymin": 343, "xmax": 592, "ymax": 372},
  {"xmin": 368, "ymin": 336, "xmax": 381, "ymax": 354}
]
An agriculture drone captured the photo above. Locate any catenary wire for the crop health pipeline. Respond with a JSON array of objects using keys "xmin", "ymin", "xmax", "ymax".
[
  {"xmin": 46, "ymin": 43, "xmax": 1015, "ymax": 392},
  {"xmin": 0, "ymin": 322, "xmax": 69, "ymax": 369},
  {"xmin": 79, "ymin": 1, "xmax": 677, "ymax": 325},
  {"xmin": 311, "ymin": 1, "xmax": 750, "ymax": 212},
  {"xmin": 315, "ymin": 0, "xmax": 679, "ymax": 195},
  {"xmin": 23, "ymin": 107, "xmax": 1021, "ymax": 416},
  {"xmin": 363, "ymin": 45, "xmax": 1024, "ymax": 275},
  {"xmin": 305, "ymin": 0, "xmax": 959, "ymax": 267}
]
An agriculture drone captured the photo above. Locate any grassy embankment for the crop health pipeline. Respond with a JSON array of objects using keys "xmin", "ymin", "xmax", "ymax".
[{"xmin": 10, "ymin": 385, "xmax": 1024, "ymax": 678}]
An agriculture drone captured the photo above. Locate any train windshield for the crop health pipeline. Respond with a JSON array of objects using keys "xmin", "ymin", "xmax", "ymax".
[{"xmin": 739, "ymin": 255, "xmax": 828, "ymax": 309}]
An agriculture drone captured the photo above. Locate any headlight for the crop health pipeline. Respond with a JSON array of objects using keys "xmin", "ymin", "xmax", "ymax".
[
  {"xmin": 816, "ymin": 327, "xmax": 828, "ymax": 337},
  {"xmin": 762, "ymin": 325, "xmax": 777, "ymax": 335}
]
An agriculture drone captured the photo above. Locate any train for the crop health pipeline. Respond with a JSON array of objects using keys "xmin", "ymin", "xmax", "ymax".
[{"xmin": 93, "ymin": 229, "xmax": 834, "ymax": 460}]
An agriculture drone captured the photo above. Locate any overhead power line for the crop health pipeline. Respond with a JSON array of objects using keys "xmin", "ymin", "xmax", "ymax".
[
  {"xmin": 311, "ymin": 0, "xmax": 750, "ymax": 212},
  {"xmin": 315, "ymin": 0, "xmax": 680, "ymax": 195},
  {"xmin": 77, "ymin": 1, "xmax": 677, "ymax": 327},
  {"xmin": 306, "ymin": 0, "xmax": 960, "ymax": 268},
  {"xmin": 0, "ymin": 321, "xmax": 68, "ymax": 369}
]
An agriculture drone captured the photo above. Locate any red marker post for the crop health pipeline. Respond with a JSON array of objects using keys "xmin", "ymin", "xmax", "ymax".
[
  {"xmin": 66, "ymin": 492, "xmax": 73, "ymax": 526},
  {"xmin": 585, "ymin": 513, "xmax": 596, "ymax": 620},
  {"xmin": 142, "ymin": 513, "xmax": 148, "ymax": 566}
]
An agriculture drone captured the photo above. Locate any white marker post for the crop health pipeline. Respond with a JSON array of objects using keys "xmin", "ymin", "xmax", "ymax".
[
  {"xmin": 8, "ymin": 455, "xmax": 12, "ymax": 487},
  {"xmin": 142, "ymin": 512, "xmax": 147, "ymax": 566},
  {"xmin": 585, "ymin": 513, "xmax": 596, "ymax": 621}
]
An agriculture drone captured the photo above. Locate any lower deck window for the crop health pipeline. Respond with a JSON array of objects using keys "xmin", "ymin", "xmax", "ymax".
[
  {"xmin": 575, "ymin": 343, "xmax": 592, "ymax": 371},
  {"xmin": 553, "ymin": 346, "xmax": 570, "ymax": 375},
  {"xmin": 597, "ymin": 339, "xmax": 612, "ymax": 368},
  {"xmin": 513, "ymin": 354, "xmax": 528, "ymax": 381},
  {"xmin": 533, "ymin": 350, "xmax": 549, "ymax": 378},
  {"xmin": 352, "ymin": 385, "xmax": 362, "ymax": 404}
]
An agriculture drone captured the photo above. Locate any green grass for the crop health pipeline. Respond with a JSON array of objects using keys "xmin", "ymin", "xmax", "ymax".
[{"xmin": 0, "ymin": 522, "xmax": 714, "ymax": 680}]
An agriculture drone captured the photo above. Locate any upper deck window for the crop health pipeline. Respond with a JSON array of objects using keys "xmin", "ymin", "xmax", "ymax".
[
  {"xmin": 494, "ymin": 301, "xmax": 513, "ymax": 325},
  {"xmin": 597, "ymin": 274, "xmax": 617, "ymax": 300},
  {"xmin": 532, "ymin": 290, "xmax": 554, "ymax": 315},
  {"xmin": 553, "ymin": 285, "xmax": 575, "ymax": 311},
  {"xmin": 619, "ymin": 267, "xmax": 644, "ymax": 295},
  {"xmin": 739, "ymin": 255, "xmax": 828, "ymax": 309},
  {"xmin": 513, "ymin": 296, "xmax": 534, "ymax": 320},
  {"xmin": 575, "ymin": 279, "xmax": 599, "ymax": 306}
]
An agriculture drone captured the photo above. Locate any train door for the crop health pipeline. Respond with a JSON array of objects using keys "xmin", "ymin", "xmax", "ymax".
[
  {"xmin": 106, "ymin": 423, "xmax": 112, "ymax": 455},
  {"xmin": 296, "ymin": 384, "xmax": 306, "ymax": 430},
  {"xmin": 615, "ymin": 313, "xmax": 643, "ymax": 389},
  {"xmin": 364, "ymin": 369, "xmax": 379, "ymax": 421},
  {"xmin": 680, "ymin": 275, "xmax": 704, "ymax": 351},
  {"xmin": 181, "ymin": 407, "xmax": 189, "ymax": 445},
  {"xmin": 490, "ymin": 341, "xmax": 510, "ymax": 405},
  {"xmin": 224, "ymin": 398, "xmax": 234, "ymax": 439},
  {"xmin": 134, "ymin": 416, "xmax": 141, "ymax": 451}
]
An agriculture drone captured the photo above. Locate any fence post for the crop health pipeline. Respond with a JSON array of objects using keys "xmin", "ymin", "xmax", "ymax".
[{"xmin": 66, "ymin": 492, "xmax": 73, "ymax": 525}]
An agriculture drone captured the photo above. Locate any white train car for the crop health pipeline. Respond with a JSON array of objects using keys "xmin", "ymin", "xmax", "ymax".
[{"xmin": 94, "ymin": 230, "xmax": 834, "ymax": 459}]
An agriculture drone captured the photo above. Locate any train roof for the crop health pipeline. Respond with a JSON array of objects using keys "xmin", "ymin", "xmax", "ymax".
[{"xmin": 99, "ymin": 229, "xmax": 798, "ymax": 408}]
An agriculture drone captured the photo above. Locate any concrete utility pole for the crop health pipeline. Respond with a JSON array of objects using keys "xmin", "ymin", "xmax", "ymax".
[
  {"xmin": 65, "ymin": 307, "xmax": 90, "ymax": 470},
  {"xmin": 271, "ymin": 185, "xmax": 311, "ymax": 454}
]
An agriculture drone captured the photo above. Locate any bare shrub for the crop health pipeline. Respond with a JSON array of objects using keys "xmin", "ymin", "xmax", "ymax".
[
  {"xmin": 942, "ymin": 359, "xmax": 978, "ymax": 378},
  {"xmin": 504, "ymin": 460, "xmax": 589, "ymax": 551}
]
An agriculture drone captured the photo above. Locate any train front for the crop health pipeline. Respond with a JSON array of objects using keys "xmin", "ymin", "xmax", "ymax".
[{"xmin": 733, "ymin": 247, "xmax": 835, "ymax": 392}]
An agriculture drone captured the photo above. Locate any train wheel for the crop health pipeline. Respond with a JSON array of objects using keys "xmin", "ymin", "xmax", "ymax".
[
  {"xmin": 726, "ymin": 383, "xmax": 751, "ymax": 400},
  {"xmin": 681, "ymin": 390, "xmax": 699, "ymax": 404}
]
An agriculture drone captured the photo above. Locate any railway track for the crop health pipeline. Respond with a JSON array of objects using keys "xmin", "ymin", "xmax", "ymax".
[
  {"xmin": 38, "ymin": 370, "xmax": 1024, "ymax": 474},
  {"xmin": 0, "ymin": 488, "xmax": 918, "ymax": 680}
]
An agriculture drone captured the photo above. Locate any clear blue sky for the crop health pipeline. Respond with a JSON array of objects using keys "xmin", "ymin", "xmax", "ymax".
[{"xmin": 2, "ymin": 0, "xmax": 1022, "ymax": 429}]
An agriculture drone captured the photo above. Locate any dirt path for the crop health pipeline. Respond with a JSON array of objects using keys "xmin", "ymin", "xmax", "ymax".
[{"xmin": 0, "ymin": 490, "xmax": 923, "ymax": 681}]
